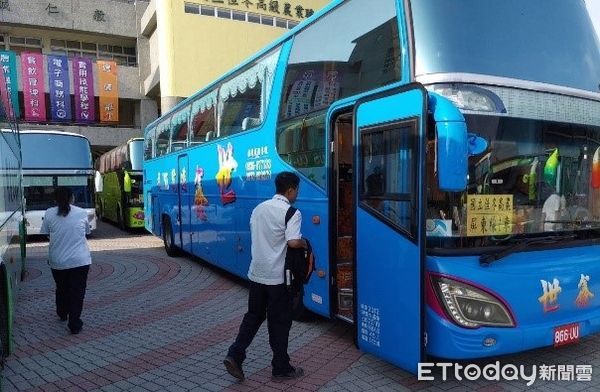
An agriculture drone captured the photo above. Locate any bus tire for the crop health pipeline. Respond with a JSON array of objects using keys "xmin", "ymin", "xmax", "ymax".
[
  {"xmin": 117, "ymin": 207, "xmax": 125, "ymax": 231},
  {"xmin": 162, "ymin": 217, "xmax": 180, "ymax": 257},
  {"xmin": 98, "ymin": 203, "xmax": 105, "ymax": 222}
]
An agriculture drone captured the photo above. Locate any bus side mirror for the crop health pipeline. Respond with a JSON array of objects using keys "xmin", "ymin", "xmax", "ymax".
[
  {"xmin": 124, "ymin": 171, "xmax": 132, "ymax": 193},
  {"xmin": 429, "ymin": 92, "xmax": 468, "ymax": 192},
  {"xmin": 94, "ymin": 171, "xmax": 103, "ymax": 193}
]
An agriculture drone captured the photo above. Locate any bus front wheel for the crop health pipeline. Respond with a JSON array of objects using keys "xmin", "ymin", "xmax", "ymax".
[{"xmin": 162, "ymin": 217, "xmax": 180, "ymax": 257}]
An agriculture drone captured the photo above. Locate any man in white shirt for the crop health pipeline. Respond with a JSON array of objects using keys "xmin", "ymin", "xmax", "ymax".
[{"xmin": 224, "ymin": 172, "xmax": 307, "ymax": 381}]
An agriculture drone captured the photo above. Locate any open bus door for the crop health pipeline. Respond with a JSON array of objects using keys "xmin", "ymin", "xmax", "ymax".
[{"xmin": 353, "ymin": 84, "xmax": 426, "ymax": 373}]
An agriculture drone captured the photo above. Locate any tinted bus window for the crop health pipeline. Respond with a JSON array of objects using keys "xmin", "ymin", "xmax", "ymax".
[
  {"xmin": 129, "ymin": 139, "xmax": 144, "ymax": 171},
  {"xmin": 360, "ymin": 122, "xmax": 417, "ymax": 237},
  {"xmin": 277, "ymin": 0, "xmax": 400, "ymax": 187},
  {"xmin": 20, "ymin": 133, "xmax": 92, "ymax": 169},
  {"xmin": 218, "ymin": 47, "xmax": 281, "ymax": 138},
  {"xmin": 155, "ymin": 118, "xmax": 171, "ymax": 157},
  {"xmin": 171, "ymin": 106, "xmax": 190, "ymax": 152},
  {"xmin": 190, "ymin": 90, "xmax": 217, "ymax": 144},
  {"xmin": 144, "ymin": 127, "xmax": 154, "ymax": 160}
]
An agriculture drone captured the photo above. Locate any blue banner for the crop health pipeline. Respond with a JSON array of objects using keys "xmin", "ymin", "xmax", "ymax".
[
  {"xmin": 0, "ymin": 51, "xmax": 20, "ymax": 118},
  {"xmin": 47, "ymin": 55, "xmax": 72, "ymax": 122}
]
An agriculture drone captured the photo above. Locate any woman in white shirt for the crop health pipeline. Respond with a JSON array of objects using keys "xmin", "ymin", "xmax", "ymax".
[{"xmin": 40, "ymin": 187, "xmax": 91, "ymax": 335}]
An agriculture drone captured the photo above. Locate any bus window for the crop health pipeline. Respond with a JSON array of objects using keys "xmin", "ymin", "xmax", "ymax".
[
  {"xmin": 190, "ymin": 90, "xmax": 217, "ymax": 145},
  {"xmin": 144, "ymin": 127, "xmax": 154, "ymax": 160},
  {"xmin": 170, "ymin": 105, "xmax": 191, "ymax": 152},
  {"xmin": 218, "ymin": 47, "xmax": 281, "ymax": 138},
  {"xmin": 279, "ymin": 0, "xmax": 400, "ymax": 122},
  {"xmin": 155, "ymin": 117, "xmax": 171, "ymax": 157},
  {"xmin": 276, "ymin": 111, "xmax": 326, "ymax": 188},
  {"xmin": 360, "ymin": 122, "xmax": 417, "ymax": 237}
]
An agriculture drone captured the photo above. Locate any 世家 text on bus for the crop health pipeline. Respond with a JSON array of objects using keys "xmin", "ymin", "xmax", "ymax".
[
  {"xmin": 20, "ymin": 131, "xmax": 96, "ymax": 235},
  {"xmin": 143, "ymin": 0, "xmax": 600, "ymax": 373},
  {"xmin": 95, "ymin": 138, "xmax": 145, "ymax": 229}
]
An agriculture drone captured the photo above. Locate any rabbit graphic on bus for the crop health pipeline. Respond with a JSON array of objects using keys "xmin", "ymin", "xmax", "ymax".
[{"xmin": 216, "ymin": 142, "xmax": 238, "ymax": 205}]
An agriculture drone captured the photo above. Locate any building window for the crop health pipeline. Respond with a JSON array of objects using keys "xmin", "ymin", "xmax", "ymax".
[
  {"xmin": 8, "ymin": 36, "xmax": 43, "ymax": 54},
  {"xmin": 184, "ymin": 2, "xmax": 298, "ymax": 30},
  {"xmin": 50, "ymin": 39, "xmax": 136, "ymax": 66},
  {"xmin": 184, "ymin": 3, "xmax": 199, "ymax": 14}
]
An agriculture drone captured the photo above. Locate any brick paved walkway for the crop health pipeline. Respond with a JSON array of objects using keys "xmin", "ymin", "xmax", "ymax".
[{"xmin": 2, "ymin": 223, "xmax": 599, "ymax": 391}]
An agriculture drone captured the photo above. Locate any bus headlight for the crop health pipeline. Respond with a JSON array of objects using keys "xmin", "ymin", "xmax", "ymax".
[
  {"xmin": 431, "ymin": 275, "xmax": 515, "ymax": 328},
  {"xmin": 428, "ymin": 84, "xmax": 506, "ymax": 113}
]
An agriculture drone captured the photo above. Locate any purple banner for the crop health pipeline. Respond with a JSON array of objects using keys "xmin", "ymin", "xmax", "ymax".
[
  {"xmin": 21, "ymin": 52, "xmax": 46, "ymax": 122},
  {"xmin": 72, "ymin": 57, "xmax": 95, "ymax": 122},
  {"xmin": 47, "ymin": 55, "xmax": 72, "ymax": 122}
]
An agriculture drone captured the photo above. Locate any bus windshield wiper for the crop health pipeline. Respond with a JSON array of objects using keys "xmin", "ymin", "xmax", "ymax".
[{"xmin": 479, "ymin": 234, "xmax": 577, "ymax": 266}]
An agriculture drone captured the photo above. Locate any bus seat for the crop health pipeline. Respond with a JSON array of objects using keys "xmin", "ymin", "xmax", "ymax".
[{"xmin": 242, "ymin": 117, "xmax": 261, "ymax": 131}]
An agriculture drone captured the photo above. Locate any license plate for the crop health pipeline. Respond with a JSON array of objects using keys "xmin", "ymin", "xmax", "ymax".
[{"xmin": 553, "ymin": 323, "xmax": 580, "ymax": 347}]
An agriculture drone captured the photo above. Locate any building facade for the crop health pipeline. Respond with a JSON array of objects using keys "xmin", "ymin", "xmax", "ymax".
[
  {"xmin": 0, "ymin": 0, "xmax": 157, "ymax": 157},
  {"xmin": 139, "ymin": 0, "xmax": 330, "ymax": 114},
  {"xmin": 0, "ymin": 0, "xmax": 329, "ymax": 157}
]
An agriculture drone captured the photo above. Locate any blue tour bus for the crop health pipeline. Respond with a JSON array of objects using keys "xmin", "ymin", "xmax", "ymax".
[
  {"xmin": 0, "ymin": 65, "xmax": 26, "ymax": 363},
  {"xmin": 144, "ymin": 0, "xmax": 600, "ymax": 372}
]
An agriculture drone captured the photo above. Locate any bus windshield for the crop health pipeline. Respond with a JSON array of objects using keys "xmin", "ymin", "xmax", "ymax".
[
  {"xmin": 411, "ymin": 0, "xmax": 600, "ymax": 93},
  {"xmin": 23, "ymin": 176, "xmax": 94, "ymax": 210},
  {"xmin": 20, "ymin": 133, "xmax": 92, "ymax": 169},
  {"xmin": 129, "ymin": 139, "xmax": 144, "ymax": 171},
  {"xmin": 426, "ymin": 113, "xmax": 600, "ymax": 248}
]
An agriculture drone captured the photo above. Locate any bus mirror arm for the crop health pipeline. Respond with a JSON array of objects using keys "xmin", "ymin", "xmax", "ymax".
[{"xmin": 428, "ymin": 92, "xmax": 468, "ymax": 192}]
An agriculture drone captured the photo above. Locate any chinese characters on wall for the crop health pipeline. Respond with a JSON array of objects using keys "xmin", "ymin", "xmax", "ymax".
[{"xmin": 201, "ymin": 0, "xmax": 315, "ymax": 19}]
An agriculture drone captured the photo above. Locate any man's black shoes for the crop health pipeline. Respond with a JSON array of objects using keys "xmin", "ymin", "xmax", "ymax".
[
  {"xmin": 273, "ymin": 366, "xmax": 304, "ymax": 379},
  {"xmin": 223, "ymin": 356, "xmax": 245, "ymax": 381}
]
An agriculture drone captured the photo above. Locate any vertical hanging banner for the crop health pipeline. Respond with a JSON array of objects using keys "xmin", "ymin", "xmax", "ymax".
[
  {"xmin": 73, "ymin": 57, "xmax": 95, "ymax": 122},
  {"xmin": 0, "ymin": 51, "xmax": 21, "ymax": 118},
  {"xmin": 47, "ymin": 55, "xmax": 72, "ymax": 122},
  {"xmin": 21, "ymin": 52, "xmax": 46, "ymax": 122},
  {"xmin": 97, "ymin": 60, "xmax": 119, "ymax": 122},
  {"xmin": 0, "ymin": 64, "xmax": 13, "ymax": 119}
]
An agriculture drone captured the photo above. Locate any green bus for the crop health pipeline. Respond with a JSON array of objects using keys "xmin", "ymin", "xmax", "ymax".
[{"xmin": 95, "ymin": 138, "xmax": 144, "ymax": 229}]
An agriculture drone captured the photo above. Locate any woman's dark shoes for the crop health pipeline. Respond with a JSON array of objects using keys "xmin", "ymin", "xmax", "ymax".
[{"xmin": 59, "ymin": 315, "xmax": 67, "ymax": 322}]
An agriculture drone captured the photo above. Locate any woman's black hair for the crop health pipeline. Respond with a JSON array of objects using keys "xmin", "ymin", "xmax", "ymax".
[{"xmin": 55, "ymin": 187, "xmax": 73, "ymax": 217}]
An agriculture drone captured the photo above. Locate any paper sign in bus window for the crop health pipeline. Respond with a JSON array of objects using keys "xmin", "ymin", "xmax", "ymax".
[{"xmin": 466, "ymin": 194, "xmax": 513, "ymax": 236}]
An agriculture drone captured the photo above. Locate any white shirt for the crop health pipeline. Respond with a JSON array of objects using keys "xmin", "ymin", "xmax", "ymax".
[
  {"xmin": 40, "ymin": 205, "xmax": 92, "ymax": 270},
  {"xmin": 247, "ymin": 194, "xmax": 302, "ymax": 285},
  {"xmin": 542, "ymin": 193, "xmax": 566, "ymax": 231}
]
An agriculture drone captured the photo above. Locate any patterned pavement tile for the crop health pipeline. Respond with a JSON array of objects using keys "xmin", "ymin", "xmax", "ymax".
[{"xmin": 1, "ymin": 222, "xmax": 599, "ymax": 391}]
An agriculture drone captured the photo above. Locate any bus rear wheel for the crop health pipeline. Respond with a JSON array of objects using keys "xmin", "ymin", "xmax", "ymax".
[
  {"xmin": 117, "ymin": 208, "xmax": 126, "ymax": 231},
  {"xmin": 162, "ymin": 217, "xmax": 180, "ymax": 257}
]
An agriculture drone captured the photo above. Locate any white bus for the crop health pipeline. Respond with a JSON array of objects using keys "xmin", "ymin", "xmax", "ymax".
[{"xmin": 20, "ymin": 131, "xmax": 97, "ymax": 234}]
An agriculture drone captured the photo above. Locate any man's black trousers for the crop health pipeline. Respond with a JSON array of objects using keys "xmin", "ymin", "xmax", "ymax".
[{"xmin": 227, "ymin": 281, "xmax": 294, "ymax": 374}]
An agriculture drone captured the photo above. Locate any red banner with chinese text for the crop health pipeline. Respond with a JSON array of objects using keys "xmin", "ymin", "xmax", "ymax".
[
  {"xmin": 21, "ymin": 52, "xmax": 46, "ymax": 122},
  {"xmin": 97, "ymin": 60, "xmax": 119, "ymax": 123}
]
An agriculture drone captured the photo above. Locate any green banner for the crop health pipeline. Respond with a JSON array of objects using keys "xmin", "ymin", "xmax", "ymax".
[{"xmin": 0, "ymin": 51, "xmax": 21, "ymax": 118}]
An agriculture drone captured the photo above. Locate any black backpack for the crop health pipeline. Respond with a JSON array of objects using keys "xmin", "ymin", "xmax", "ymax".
[{"xmin": 284, "ymin": 206, "xmax": 315, "ymax": 293}]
